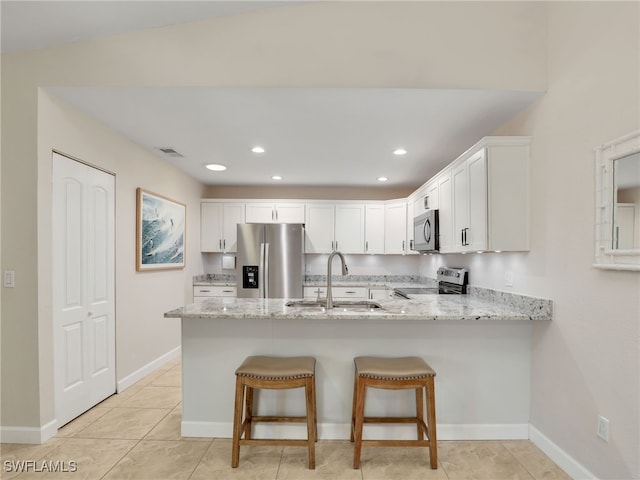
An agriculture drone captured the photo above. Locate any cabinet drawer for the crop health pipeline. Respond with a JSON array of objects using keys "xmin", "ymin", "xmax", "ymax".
[
  {"xmin": 303, "ymin": 286, "xmax": 368, "ymax": 300},
  {"xmin": 304, "ymin": 286, "xmax": 327, "ymax": 299},
  {"xmin": 331, "ymin": 287, "xmax": 368, "ymax": 299},
  {"xmin": 193, "ymin": 286, "xmax": 237, "ymax": 297}
]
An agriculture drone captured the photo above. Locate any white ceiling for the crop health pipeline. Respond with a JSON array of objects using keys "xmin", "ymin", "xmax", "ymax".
[
  {"xmin": 4, "ymin": 1, "xmax": 542, "ymax": 189},
  {"xmin": 0, "ymin": 1, "xmax": 296, "ymax": 54}
]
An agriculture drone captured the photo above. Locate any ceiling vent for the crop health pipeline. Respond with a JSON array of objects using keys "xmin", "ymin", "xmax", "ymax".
[{"xmin": 157, "ymin": 147, "xmax": 184, "ymax": 158}]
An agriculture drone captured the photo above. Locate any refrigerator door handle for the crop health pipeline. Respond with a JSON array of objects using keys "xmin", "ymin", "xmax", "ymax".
[
  {"xmin": 263, "ymin": 242, "xmax": 270, "ymax": 299},
  {"xmin": 259, "ymin": 242, "xmax": 266, "ymax": 298}
]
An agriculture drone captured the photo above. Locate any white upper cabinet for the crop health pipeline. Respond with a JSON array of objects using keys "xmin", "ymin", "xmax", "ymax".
[
  {"xmin": 335, "ymin": 204, "xmax": 365, "ymax": 253},
  {"xmin": 201, "ymin": 201, "xmax": 245, "ymax": 253},
  {"xmin": 304, "ymin": 204, "xmax": 335, "ymax": 253},
  {"xmin": 305, "ymin": 203, "xmax": 365, "ymax": 254},
  {"xmin": 452, "ymin": 150, "xmax": 487, "ymax": 251},
  {"xmin": 437, "ymin": 170, "xmax": 453, "ymax": 252},
  {"xmin": 384, "ymin": 201, "xmax": 408, "ymax": 254},
  {"xmin": 451, "ymin": 138, "xmax": 530, "ymax": 252},
  {"xmin": 365, "ymin": 204, "xmax": 385, "ymax": 254},
  {"xmin": 245, "ymin": 202, "xmax": 305, "ymax": 223}
]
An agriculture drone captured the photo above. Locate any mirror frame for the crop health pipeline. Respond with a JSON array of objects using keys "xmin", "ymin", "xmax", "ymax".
[{"xmin": 594, "ymin": 130, "xmax": 640, "ymax": 271}]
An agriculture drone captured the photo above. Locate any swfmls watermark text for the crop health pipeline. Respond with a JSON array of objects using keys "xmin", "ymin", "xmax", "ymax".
[{"xmin": 4, "ymin": 460, "xmax": 78, "ymax": 473}]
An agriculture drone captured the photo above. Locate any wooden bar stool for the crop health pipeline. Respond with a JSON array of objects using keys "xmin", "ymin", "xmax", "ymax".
[
  {"xmin": 231, "ymin": 355, "xmax": 317, "ymax": 469},
  {"xmin": 350, "ymin": 356, "xmax": 437, "ymax": 469}
]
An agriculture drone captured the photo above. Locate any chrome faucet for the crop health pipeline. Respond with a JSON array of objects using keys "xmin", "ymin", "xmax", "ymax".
[{"xmin": 326, "ymin": 250, "xmax": 348, "ymax": 309}]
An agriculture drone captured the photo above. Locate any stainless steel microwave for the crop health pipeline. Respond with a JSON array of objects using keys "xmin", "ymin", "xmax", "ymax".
[{"xmin": 412, "ymin": 210, "xmax": 439, "ymax": 253}]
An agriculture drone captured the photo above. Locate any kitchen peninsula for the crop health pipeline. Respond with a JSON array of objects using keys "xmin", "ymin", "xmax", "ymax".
[{"xmin": 165, "ymin": 290, "xmax": 551, "ymax": 441}]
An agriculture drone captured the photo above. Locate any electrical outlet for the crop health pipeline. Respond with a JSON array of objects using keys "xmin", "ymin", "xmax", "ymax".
[
  {"xmin": 4, "ymin": 270, "xmax": 15, "ymax": 288},
  {"xmin": 597, "ymin": 415, "xmax": 610, "ymax": 442},
  {"xmin": 505, "ymin": 271, "xmax": 514, "ymax": 287}
]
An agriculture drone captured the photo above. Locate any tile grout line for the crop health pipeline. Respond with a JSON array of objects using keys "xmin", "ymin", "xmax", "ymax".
[
  {"xmin": 185, "ymin": 438, "xmax": 215, "ymax": 480},
  {"xmin": 98, "ymin": 437, "xmax": 143, "ymax": 480}
]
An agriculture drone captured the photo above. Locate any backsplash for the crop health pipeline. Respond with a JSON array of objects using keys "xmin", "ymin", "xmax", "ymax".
[{"xmin": 194, "ymin": 273, "xmax": 435, "ymax": 285}]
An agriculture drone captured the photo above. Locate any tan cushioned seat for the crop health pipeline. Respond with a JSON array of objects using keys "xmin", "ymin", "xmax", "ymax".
[
  {"xmin": 235, "ymin": 355, "xmax": 316, "ymax": 380},
  {"xmin": 355, "ymin": 356, "xmax": 435, "ymax": 380}
]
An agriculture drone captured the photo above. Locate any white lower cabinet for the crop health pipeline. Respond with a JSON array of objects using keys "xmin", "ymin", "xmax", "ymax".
[{"xmin": 193, "ymin": 286, "xmax": 237, "ymax": 303}]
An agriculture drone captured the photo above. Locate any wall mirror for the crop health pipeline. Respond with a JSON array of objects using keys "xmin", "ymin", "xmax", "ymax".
[{"xmin": 594, "ymin": 130, "xmax": 640, "ymax": 270}]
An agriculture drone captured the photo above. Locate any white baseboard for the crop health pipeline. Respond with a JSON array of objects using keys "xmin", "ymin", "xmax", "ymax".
[
  {"xmin": 529, "ymin": 425, "xmax": 597, "ymax": 480},
  {"xmin": 116, "ymin": 346, "xmax": 181, "ymax": 392},
  {"xmin": 0, "ymin": 419, "xmax": 58, "ymax": 444},
  {"xmin": 181, "ymin": 421, "xmax": 529, "ymax": 441}
]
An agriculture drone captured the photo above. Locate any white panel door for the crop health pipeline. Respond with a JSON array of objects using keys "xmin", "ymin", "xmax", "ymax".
[{"xmin": 53, "ymin": 153, "xmax": 115, "ymax": 427}]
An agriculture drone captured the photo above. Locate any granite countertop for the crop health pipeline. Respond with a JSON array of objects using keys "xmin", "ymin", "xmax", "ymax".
[{"xmin": 165, "ymin": 292, "xmax": 552, "ymax": 322}]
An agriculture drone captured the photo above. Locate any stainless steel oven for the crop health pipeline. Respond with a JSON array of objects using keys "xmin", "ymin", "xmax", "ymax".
[
  {"xmin": 393, "ymin": 267, "xmax": 469, "ymax": 298},
  {"xmin": 412, "ymin": 209, "xmax": 439, "ymax": 253}
]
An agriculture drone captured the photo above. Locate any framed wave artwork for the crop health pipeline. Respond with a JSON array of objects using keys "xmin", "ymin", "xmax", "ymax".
[{"xmin": 136, "ymin": 188, "xmax": 186, "ymax": 271}]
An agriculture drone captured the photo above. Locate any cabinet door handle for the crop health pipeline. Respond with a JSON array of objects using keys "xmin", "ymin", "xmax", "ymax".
[
  {"xmin": 222, "ymin": 290, "xmax": 233, "ymax": 293},
  {"xmin": 402, "ymin": 240, "xmax": 405, "ymax": 251},
  {"xmin": 410, "ymin": 239, "xmax": 414, "ymax": 250},
  {"xmin": 200, "ymin": 289, "xmax": 211, "ymax": 293},
  {"xmin": 223, "ymin": 239, "xmax": 226, "ymax": 250},
  {"xmin": 365, "ymin": 241, "xmax": 369, "ymax": 252},
  {"xmin": 345, "ymin": 290, "xmax": 356, "ymax": 294},
  {"xmin": 462, "ymin": 228, "xmax": 469, "ymax": 246},
  {"xmin": 275, "ymin": 210, "xmax": 278, "ymax": 221},
  {"xmin": 219, "ymin": 239, "xmax": 222, "ymax": 250}
]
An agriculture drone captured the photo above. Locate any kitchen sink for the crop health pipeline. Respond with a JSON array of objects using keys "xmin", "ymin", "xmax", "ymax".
[{"xmin": 285, "ymin": 299, "xmax": 382, "ymax": 309}]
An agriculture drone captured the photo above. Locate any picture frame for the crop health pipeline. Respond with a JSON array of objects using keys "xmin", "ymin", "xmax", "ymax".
[{"xmin": 136, "ymin": 188, "xmax": 186, "ymax": 271}]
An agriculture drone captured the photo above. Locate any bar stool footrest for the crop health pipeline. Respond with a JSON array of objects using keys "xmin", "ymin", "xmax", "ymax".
[
  {"xmin": 251, "ymin": 415, "xmax": 310, "ymax": 423},
  {"xmin": 240, "ymin": 439, "xmax": 312, "ymax": 447},
  {"xmin": 360, "ymin": 440, "xmax": 433, "ymax": 447}
]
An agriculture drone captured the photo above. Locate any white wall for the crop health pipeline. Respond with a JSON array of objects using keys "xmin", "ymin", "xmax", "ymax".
[{"xmin": 421, "ymin": 3, "xmax": 640, "ymax": 478}]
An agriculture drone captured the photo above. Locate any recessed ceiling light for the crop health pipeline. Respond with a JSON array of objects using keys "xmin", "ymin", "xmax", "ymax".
[
  {"xmin": 377, "ymin": 176, "xmax": 388, "ymax": 182},
  {"xmin": 393, "ymin": 148, "xmax": 408, "ymax": 156},
  {"xmin": 271, "ymin": 175, "xmax": 282, "ymax": 180},
  {"xmin": 205, "ymin": 163, "xmax": 227, "ymax": 171},
  {"xmin": 251, "ymin": 146, "xmax": 265, "ymax": 154}
]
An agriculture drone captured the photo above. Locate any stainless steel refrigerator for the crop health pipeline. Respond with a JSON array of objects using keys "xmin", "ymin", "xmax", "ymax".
[{"xmin": 236, "ymin": 223, "xmax": 305, "ymax": 299}]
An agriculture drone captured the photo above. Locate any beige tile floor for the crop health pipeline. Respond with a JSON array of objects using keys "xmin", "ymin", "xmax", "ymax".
[{"xmin": 1, "ymin": 358, "xmax": 571, "ymax": 480}]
